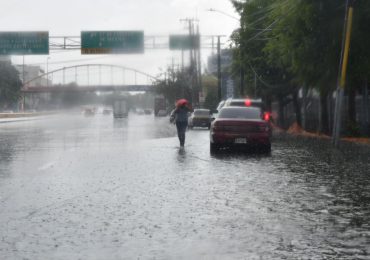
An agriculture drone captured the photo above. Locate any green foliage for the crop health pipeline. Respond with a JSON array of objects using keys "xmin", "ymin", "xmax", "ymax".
[
  {"xmin": 0, "ymin": 61, "xmax": 22, "ymax": 108},
  {"xmin": 347, "ymin": 1, "xmax": 370, "ymax": 87},
  {"xmin": 265, "ymin": 0, "xmax": 344, "ymax": 92},
  {"xmin": 231, "ymin": 0, "xmax": 294, "ymax": 99},
  {"xmin": 154, "ymin": 67, "xmax": 192, "ymax": 107},
  {"xmin": 202, "ymin": 74, "xmax": 218, "ymax": 111},
  {"xmin": 231, "ymin": 0, "xmax": 370, "ymax": 133}
]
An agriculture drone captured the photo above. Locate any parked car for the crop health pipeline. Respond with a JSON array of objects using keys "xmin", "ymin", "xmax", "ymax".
[
  {"xmin": 157, "ymin": 110, "xmax": 167, "ymax": 117},
  {"xmin": 136, "ymin": 109, "xmax": 145, "ymax": 115},
  {"xmin": 210, "ymin": 106, "xmax": 271, "ymax": 153},
  {"xmin": 102, "ymin": 108, "xmax": 112, "ymax": 115},
  {"xmin": 223, "ymin": 98, "xmax": 271, "ymax": 122},
  {"xmin": 224, "ymin": 98, "xmax": 264, "ymax": 108},
  {"xmin": 211, "ymin": 100, "xmax": 226, "ymax": 121},
  {"xmin": 188, "ymin": 109, "xmax": 212, "ymax": 129}
]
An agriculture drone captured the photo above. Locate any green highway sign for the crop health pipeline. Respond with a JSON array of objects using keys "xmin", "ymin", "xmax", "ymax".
[
  {"xmin": 0, "ymin": 31, "xmax": 49, "ymax": 55},
  {"xmin": 169, "ymin": 34, "xmax": 200, "ymax": 50},
  {"xmin": 81, "ymin": 31, "xmax": 144, "ymax": 54}
]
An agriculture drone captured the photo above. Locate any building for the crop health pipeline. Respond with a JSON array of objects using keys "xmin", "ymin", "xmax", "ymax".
[
  {"xmin": 207, "ymin": 49, "xmax": 233, "ymax": 75},
  {"xmin": 207, "ymin": 49, "xmax": 235, "ymax": 99},
  {"xmin": 14, "ymin": 65, "xmax": 51, "ymax": 87}
]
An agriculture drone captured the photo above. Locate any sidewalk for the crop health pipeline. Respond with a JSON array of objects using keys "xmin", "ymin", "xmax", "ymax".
[{"xmin": 274, "ymin": 122, "xmax": 370, "ymax": 146}]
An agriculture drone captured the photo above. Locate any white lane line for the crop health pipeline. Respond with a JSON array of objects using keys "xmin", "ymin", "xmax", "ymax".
[{"xmin": 38, "ymin": 161, "xmax": 55, "ymax": 171}]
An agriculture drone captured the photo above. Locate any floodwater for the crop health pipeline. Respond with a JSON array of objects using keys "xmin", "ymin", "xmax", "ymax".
[{"xmin": 0, "ymin": 113, "xmax": 369, "ymax": 259}]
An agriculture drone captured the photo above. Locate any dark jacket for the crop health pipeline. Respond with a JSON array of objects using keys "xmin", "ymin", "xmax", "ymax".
[{"xmin": 174, "ymin": 106, "xmax": 190, "ymax": 123}]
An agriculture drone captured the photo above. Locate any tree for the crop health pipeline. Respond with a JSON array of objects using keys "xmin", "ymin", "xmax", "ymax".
[
  {"xmin": 231, "ymin": 0, "xmax": 370, "ymax": 135},
  {"xmin": 346, "ymin": 1, "xmax": 370, "ymax": 135},
  {"xmin": 202, "ymin": 74, "xmax": 218, "ymax": 111},
  {"xmin": 231, "ymin": 0, "xmax": 299, "ymax": 128},
  {"xmin": 265, "ymin": 0, "xmax": 345, "ymax": 133},
  {"xmin": 0, "ymin": 61, "xmax": 22, "ymax": 109},
  {"xmin": 154, "ymin": 67, "xmax": 193, "ymax": 108}
]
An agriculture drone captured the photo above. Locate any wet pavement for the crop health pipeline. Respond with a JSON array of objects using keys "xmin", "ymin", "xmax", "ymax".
[{"xmin": 0, "ymin": 113, "xmax": 369, "ymax": 259}]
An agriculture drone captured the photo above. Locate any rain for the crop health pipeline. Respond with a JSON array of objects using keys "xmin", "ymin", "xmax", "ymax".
[{"xmin": 1, "ymin": 0, "xmax": 370, "ymax": 259}]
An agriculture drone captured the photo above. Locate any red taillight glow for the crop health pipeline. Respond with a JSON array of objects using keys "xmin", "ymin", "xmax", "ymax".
[
  {"xmin": 244, "ymin": 99, "xmax": 251, "ymax": 106},
  {"xmin": 264, "ymin": 112, "xmax": 270, "ymax": 121}
]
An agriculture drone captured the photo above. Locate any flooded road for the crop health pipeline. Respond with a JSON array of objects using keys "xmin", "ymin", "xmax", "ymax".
[{"xmin": 0, "ymin": 113, "xmax": 369, "ymax": 259}]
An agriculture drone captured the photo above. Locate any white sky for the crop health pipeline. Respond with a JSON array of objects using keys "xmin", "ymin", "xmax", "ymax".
[{"xmin": 0, "ymin": 0, "xmax": 239, "ymax": 84}]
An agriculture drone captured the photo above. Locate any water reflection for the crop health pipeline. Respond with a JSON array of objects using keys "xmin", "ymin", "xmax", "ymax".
[
  {"xmin": 0, "ymin": 134, "xmax": 15, "ymax": 177},
  {"xmin": 113, "ymin": 118, "xmax": 128, "ymax": 129},
  {"xmin": 210, "ymin": 146, "xmax": 272, "ymax": 159},
  {"xmin": 0, "ymin": 116, "xmax": 369, "ymax": 259},
  {"xmin": 176, "ymin": 147, "xmax": 187, "ymax": 163},
  {"xmin": 270, "ymin": 134, "xmax": 370, "ymax": 257}
]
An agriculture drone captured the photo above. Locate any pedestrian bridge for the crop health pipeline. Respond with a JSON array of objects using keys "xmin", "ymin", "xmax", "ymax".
[{"xmin": 22, "ymin": 64, "xmax": 157, "ymax": 93}]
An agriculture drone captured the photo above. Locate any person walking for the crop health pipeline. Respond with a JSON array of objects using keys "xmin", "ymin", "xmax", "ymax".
[{"xmin": 171, "ymin": 99, "xmax": 191, "ymax": 148}]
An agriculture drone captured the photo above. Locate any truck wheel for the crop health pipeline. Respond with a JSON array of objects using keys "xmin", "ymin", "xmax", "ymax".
[
  {"xmin": 210, "ymin": 143, "xmax": 220, "ymax": 153},
  {"xmin": 262, "ymin": 143, "xmax": 271, "ymax": 153}
]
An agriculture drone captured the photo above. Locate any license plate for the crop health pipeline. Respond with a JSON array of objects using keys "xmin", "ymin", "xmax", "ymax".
[{"xmin": 234, "ymin": 138, "xmax": 247, "ymax": 144}]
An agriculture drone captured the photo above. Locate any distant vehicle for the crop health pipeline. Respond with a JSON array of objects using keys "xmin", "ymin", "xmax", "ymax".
[
  {"xmin": 156, "ymin": 110, "xmax": 167, "ymax": 117},
  {"xmin": 113, "ymin": 99, "xmax": 128, "ymax": 118},
  {"xmin": 84, "ymin": 108, "xmax": 95, "ymax": 117},
  {"xmin": 136, "ymin": 109, "xmax": 145, "ymax": 115},
  {"xmin": 210, "ymin": 106, "xmax": 271, "ymax": 153},
  {"xmin": 154, "ymin": 97, "xmax": 166, "ymax": 116},
  {"xmin": 212, "ymin": 100, "xmax": 226, "ymax": 121},
  {"xmin": 144, "ymin": 109, "xmax": 152, "ymax": 115},
  {"xmin": 102, "ymin": 108, "xmax": 112, "ymax": 115},
  {"xmin": 216, "ymin": 100, "xmax": 225, "ymax": 111},
  {"xmin": 188, "ymin": 109, "xmax": 212, "ymax": 129}
]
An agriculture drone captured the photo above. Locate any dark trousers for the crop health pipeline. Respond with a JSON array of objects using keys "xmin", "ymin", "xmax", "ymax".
[{"xmin": 176, "ymin": 121, "xmax": 188, "ymax": 146}]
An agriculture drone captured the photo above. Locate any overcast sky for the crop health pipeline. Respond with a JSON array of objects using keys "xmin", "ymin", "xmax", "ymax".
[{"xmin": 0, "ymin": 0, "xmax": 239, "ymax": 83}]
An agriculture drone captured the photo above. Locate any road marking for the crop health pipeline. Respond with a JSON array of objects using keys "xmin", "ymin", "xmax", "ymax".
[{"xmin": 38, "ymin": 162, "xmax": 55, "ymax": 171}]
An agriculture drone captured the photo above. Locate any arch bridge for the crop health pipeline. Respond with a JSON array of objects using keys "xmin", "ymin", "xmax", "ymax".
[{"xmin": 22, "ymin": 64, "xmax": 158, "ymax": 93}]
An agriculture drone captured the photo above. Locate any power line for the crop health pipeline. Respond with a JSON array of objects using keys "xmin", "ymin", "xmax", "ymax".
[
  {"xmin": 241, "ymin": 0, "xmax": 291, "ymax": 29},
  {"xmin": 242, "ymin": 4, "xmax": 296, "ymax": 44}
]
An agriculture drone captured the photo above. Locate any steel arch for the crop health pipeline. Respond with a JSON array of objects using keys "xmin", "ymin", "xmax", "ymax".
[{"xmin": 23, "ymin": 64, "xmax": 158, "ymax": 86}]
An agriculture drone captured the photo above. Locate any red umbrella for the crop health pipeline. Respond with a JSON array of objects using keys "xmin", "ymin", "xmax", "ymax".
[{"xmin": 176, "ymin": 99, "xmax": 188, "ymax": 107}]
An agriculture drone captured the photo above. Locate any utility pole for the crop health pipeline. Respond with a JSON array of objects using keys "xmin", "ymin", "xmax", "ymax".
[
  {"xmin": 240, "ymin": 24, "xmax": 245, "ymax": 97},
  {"xmin": 332, "ymin": 0, "xmax": 355, "ymax": 147},
  {"xmin": 46, "ymin": 57, "xmax": 50, "ymax": 88},
  {"xmin": 197, "ymin": 24, "xmax": 202, "ymax": 105},
  {"xmin": 217, "ymin": 35, "xmax": 222, "ymax": 102},
  {"xmin": 180, "ymin": 18, "xmax": 199, "ymax": 104},
  {"xmin": 22, "ymin": 55, "xmax": 25, "ymax": 111}
]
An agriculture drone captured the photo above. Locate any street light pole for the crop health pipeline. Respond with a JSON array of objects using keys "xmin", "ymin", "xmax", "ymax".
[
  {"xmin": 46, "ymin": 57, "xmax": 50, "ymax": 87},
  {"xmin": 207, "ymin": 8, "xmax": 239, "ymax": 21},
  {"xmin": 217, "ymin": 36, "xmax": 222, "ymax": 102},
  {"xmin": 207, "ymin": 8, "xmax": 242, "ymax": 97}
]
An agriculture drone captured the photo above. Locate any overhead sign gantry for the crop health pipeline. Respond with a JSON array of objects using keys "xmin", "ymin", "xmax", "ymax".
[
  {"xmin": 169, "ymin": 34, "xmax": 200, "ymax": 50},
  {"xmin": 80, "ymin": 31, "xmax": 144, "ymax": 54},
  {"xmin": 0, "ymin": 31, "xmax": 49, "ymax": 55}
]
